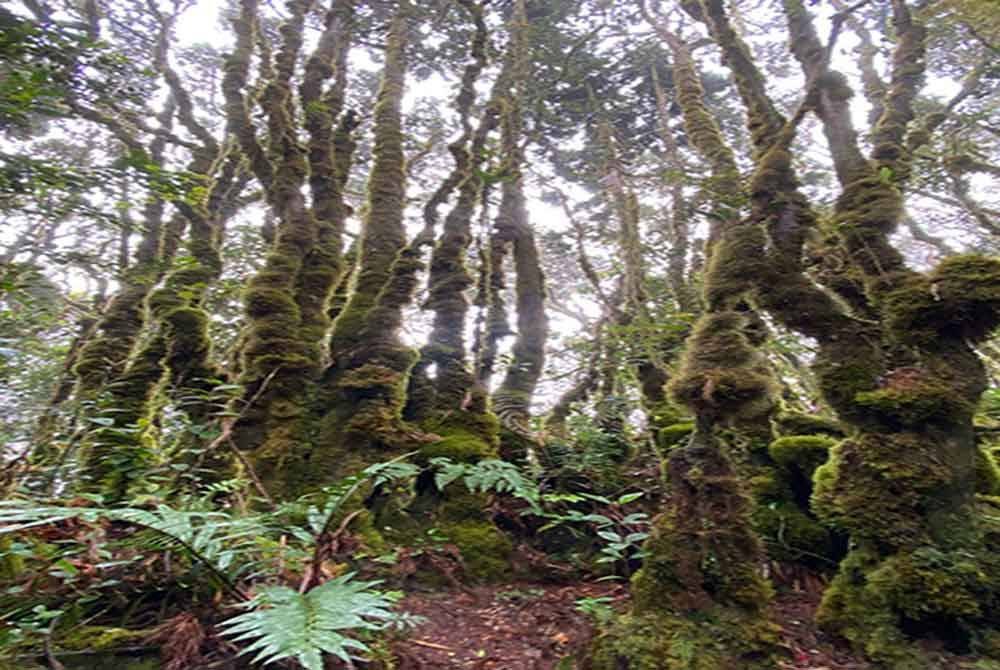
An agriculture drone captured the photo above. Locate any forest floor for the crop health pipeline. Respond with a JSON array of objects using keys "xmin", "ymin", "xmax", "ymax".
[{"xmin": 389, "ymin": 577, "xmax": 983, "ymax": 670}]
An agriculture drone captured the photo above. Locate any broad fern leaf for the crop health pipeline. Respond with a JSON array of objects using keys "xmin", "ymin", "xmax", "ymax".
[{"xmin": 219, "ymin": 573, "xmax": 397, "ymax": 669}]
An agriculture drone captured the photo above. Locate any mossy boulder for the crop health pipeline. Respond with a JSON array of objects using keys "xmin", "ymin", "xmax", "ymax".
[{"xmin": 439, "ymin": 519, "xmax": 512, "ymax": 581}]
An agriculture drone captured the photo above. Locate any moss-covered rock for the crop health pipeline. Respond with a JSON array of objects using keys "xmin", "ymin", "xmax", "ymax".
[{"xmin": 439, "ymin": 519, "xmax": 512, "ymax": 582}]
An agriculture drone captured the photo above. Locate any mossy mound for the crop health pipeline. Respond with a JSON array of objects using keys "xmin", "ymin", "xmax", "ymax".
[
  {"xmin": 818, "ymin": 544, "xmax": 1000, "ymax": 667},
  {"xmin": 439, "ymin": 519, "xmax": 512, "ymax": 581},
  {"xmin": 587, "ymin": 608, "xmax": 783, "ymax": 670},
  {"xmin": 772, "ymin": 411, "xmax": 844, "ymax": 438}
]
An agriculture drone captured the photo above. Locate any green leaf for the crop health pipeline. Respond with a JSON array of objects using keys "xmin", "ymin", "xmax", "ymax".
[
  {"xmin": 219, "ymin": 573, "xmax": 399, "ymax": 669},
  {"xmin": 616, "ymin": 492, "xmax": 644, "ymax": 505}
]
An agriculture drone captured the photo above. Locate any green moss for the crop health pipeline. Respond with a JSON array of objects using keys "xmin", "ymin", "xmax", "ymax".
[
  {"xmin": 439, "ymin": 519, "xmax": 512, "ymax": 581},
  {"xmin": 588, "ymin": 609, "xmax": 782, "ymax": 670},
  {"xmin": 703, "ymin": 227, "xmax": 769, "ymax": 311},
  {"xmin": 881, "ymin": 255, "xmax": 1000, "ymax": 346},
  {"xmin": 812, "ymin": 348, "xmax": 882, "ymax": 421},
  {"xmin": 656, "ymin": 422, "xmax": 693, "ymax": 452},
  {"xmin": 772, "ymin": 411, "xmax": 844, "ymax": 437},
  {"xmin": 669, "ymin": 312, "xmax": 777, "ymax": 422},
  {"xmin": 818, "ymin": 544, "xmax": 1000, "ymax": 667},
  {"xmin": 747, "ymin": 472, "xmax": 788, "ymax": 501},
  {"xmin": 59, "ymin": 626, "xmax": 150, "ymax": 652},
  {"xmin": 752, "ymin": 501, "xmax": 834, "ymax": 564},
  {"xmin": 817, "ymin": 547, "xmax": 923, "ymax": 668},
  {"xmin": 855, "ymin": 377, "xmax": 973, "ymax": 426},
  {"xmin": 768, "ymin": 435, "xmax": 835, "ymax": 481},
  {"xmin": 62, "ymin": 656, "xmax": 158, "ymax": 670},
  {"xmin": 977, "ymin": 447, "xmax": 1000, "ymax": 495},
  {"xmin": 812, "ymin": 433, "xmax": 954, "ymax": 548},
  {"xmin": 422, "ymin": 426, "xmax": 495, "ymax": 462},
  {"xmin": 631, "ymin": 488, "xmax": 772, "ymax": 613}
]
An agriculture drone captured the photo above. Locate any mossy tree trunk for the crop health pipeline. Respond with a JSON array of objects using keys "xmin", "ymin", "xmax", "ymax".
[
  {"xmin": 592, "ymin": 9, "xmax": 783, "ymax": 667},
  {"xmin": 222, "ymin": 0, "xmax": 359, "ymax": 496},
  {"xmin": 489, "ymin": 0, "xmax": 549, "ymax": 454},
  {"xmin": 405, "ymin": 0, "xmax": 503, "ymax": 459},
  {"xmin": 684, "ymin": 0, "xmax": 1000, "ymax": 663},
  {"xmin": 71, "ymin": 6, "xmax": 248, "ymax": 497},
  {"xmin": 296, "ymin": 0, "xmax": 420, "ymax": 488}
]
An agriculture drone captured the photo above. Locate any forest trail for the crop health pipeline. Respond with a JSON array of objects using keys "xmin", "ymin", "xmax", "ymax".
[
  {"xmin": 388, "ymin": 580, "xmax": 887, "ymax": 669},
  {"xmin": 391, "ymin": 581, "xmax": 623, "ymax": 669}
]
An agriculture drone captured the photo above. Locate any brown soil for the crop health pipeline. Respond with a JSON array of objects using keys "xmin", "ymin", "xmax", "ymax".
[
  {"xmin": 391, "ymin": 581, "xmax": 625, "ymax": 669},
  {"xmin": 389, "ymin": 580, "xmax": 985, "ymax": 670}
]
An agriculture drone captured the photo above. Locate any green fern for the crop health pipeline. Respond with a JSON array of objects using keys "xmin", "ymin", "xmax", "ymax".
[
  {"xmin": 219, "ymin": 573, "xmax": 398, "ymax": 670},
  {"xmin": 0, "ymin": 501, "xmax": 266, "ymax": 597},
  {"xmin": 429, "ymin": 458, "xmax": 541, "ymax": 511}
]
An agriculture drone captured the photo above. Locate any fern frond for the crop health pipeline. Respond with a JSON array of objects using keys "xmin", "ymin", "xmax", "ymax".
[
  {"xmin": 219, "ymin": 573, "xmax": 398, "ymax": 670},
  {"xmin": 0, "ymin": 501, "xmax": 267, "ymax": 598},
  {"xmin": 429, "ymin": 459, "xmax": 541, "ymax": 511}
]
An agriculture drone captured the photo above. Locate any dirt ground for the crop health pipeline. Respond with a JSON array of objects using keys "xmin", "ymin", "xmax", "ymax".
[{"xmin": 389, "ymin": 579, "xmax": 983, "ymax": 670}]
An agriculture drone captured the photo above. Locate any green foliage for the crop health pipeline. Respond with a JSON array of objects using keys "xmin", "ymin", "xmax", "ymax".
[
  {"xmin": 0, "ymin": 454, "xmax": 433, "ymax": 664},
  {"xmin": 574, "ymin": 596, "xmax": 616, "ymax": 625},
  {"xmin": 219, "ymin": 573, "xmax": 402, "ymax": 670},
  {"xmin": 0, "ymin": 501, "xmax": 265, "ymax": 594},
  {"xmin": 430, "ymin": 457, "xmax": 540, "ymax": 509}
]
